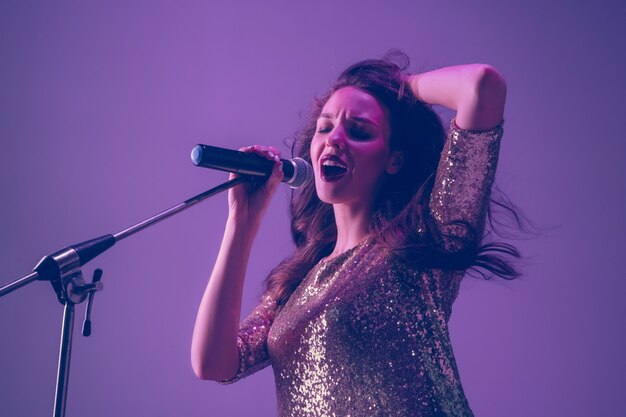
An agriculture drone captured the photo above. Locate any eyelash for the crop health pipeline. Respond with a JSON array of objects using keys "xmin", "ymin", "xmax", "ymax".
[{"xmin": 316, "ymin": 126, "xmax": 371, "ymax": 140}]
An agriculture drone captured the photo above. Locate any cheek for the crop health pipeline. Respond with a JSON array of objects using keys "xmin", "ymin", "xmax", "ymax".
[
  {"xmin": 357, "ymin": 141, "xmax": 390, "ymax": 165},
  {"xmin": 310, "ymin": 136, "xmax": 323, "ymax": 168}
]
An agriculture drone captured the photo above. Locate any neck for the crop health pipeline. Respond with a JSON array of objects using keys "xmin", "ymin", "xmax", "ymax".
[{"xmin": 330, "ymin": 201, "xmax": 372, "ymax": 258}]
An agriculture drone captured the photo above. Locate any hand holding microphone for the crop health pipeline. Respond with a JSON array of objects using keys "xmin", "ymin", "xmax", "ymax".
[
  {"xmin": 191, "ymin": 144, "xmax": 312, "ymax": 189},
  {"xmin": 191, "ymin": 144, "xmax": 312, "ymax": 226}
]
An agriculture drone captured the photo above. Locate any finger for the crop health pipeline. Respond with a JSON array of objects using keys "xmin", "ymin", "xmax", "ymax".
[
  {"xmin": 267, "ymin": 146, "xmax": 282, "ymax": 159},
  {"xmin": 249, "ymin": 145, "xmax": 279, "ymax": 161},
  {"xmin": 271, "ymin": 160, "xmax": 284, "ymax": 181}
]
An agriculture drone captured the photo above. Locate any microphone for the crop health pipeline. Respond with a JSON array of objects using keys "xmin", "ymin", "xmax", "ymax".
[{"xmin": 190, "ymin": 144, "xmax": 313, "ymax": 189}]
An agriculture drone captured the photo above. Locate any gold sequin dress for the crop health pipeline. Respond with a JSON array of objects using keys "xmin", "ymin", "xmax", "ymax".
[{"xmin": 219, "ymin": 119, "xmax": 504, "ymax": 417}]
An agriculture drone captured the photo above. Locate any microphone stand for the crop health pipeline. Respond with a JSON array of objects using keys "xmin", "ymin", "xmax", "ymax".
[{"xmin": 0, "ymin": 175, "xmax": 250, "ymax": 417}]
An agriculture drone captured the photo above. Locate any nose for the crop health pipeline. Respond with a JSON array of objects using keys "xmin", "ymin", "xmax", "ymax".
[{"xmin": 325, "ymin": 125, "xmax": 346, "ymax": 150}]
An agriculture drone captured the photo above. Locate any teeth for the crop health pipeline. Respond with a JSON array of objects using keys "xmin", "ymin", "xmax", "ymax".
[
  {"xmin": 322, "ymin": 160, "xmax": 346, "ymax": 168},
  {"xmin": 321, "ymin": 158, "xmax": 348, "ymax": 180}
]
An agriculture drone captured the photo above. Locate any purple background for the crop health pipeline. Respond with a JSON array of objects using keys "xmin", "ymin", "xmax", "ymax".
[{"xmin": 1, "ymin": 1, "xmax": 624, "ymax": 416}]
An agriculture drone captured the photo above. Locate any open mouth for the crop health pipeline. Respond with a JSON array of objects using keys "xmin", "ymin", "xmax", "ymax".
[{"xmin": 320, "ymin": 155, "xmax": 349, "ymax": 182}]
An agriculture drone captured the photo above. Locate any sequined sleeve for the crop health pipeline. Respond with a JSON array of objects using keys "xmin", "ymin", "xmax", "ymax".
[
  {"xmin": 429, "ymin": 118, "xmax": 504, "ymax": 252},
  {"xmin": 217, "ymin": 291, "xmax": 279, "ymax": 384}
]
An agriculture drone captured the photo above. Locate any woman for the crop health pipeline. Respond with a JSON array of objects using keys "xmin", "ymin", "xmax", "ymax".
[{"xmin": 191, "ymin": 54, "xmax": 518, "ymax": 417}]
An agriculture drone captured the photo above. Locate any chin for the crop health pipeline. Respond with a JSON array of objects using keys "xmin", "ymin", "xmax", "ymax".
[
  {"xmin": 314, "ymin": 181, "xmax": 345, "ymax": 204},
  {"xmin": 315, "ymin": 189, "xmax": 341, "ymax": 205},
  {"xmin": 315, "ymin": 180, "xmax": 363, "ymax": 206}
]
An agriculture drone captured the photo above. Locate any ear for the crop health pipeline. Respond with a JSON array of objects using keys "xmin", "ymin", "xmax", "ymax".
[{"xmin": 386, "ymin": 151, "xmax": 404, "ymax": 175}]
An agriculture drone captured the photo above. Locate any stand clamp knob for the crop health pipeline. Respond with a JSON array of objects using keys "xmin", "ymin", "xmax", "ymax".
[{"xmin": 81, "ymin": 269, "xmax": 103, "ymax": 337}]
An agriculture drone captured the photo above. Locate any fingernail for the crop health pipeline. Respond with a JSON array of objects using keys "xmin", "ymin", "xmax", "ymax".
[
  {"xmin": 274, "ymin": 155, "xmax": 280, "ymax": 162},
  {"xmin": 268, "ymin": 151, "xmax": 275, "ymax": 158}
]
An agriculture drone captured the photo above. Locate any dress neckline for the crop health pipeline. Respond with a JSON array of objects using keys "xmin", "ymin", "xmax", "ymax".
[{"xmin": 318, "ymin": 238, "xmax": 370, "ymax": 266}]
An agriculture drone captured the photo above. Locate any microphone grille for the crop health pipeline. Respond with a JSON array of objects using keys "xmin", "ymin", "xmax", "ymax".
[{"xmin": 286, "ymin": 158, "xmax": 313, "ymax": 189}]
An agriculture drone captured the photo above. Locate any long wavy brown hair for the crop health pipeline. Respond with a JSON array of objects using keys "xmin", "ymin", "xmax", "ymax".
[{"xmin": 265, "ymin": 52, "xmax": 521, "ymax": 307}]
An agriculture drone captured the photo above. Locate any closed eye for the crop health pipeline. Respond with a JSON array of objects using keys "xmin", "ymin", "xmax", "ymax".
[
  {"xmin": 316, "ymin": 120, "xmax": 334, "ymax": 133},
  {"xmin": 316, "ymin": 121, "xmax": 376, "ymax": 140},
  {"xmin": 349, "ymin": 128, "xmax": 373, "ymax": 140}
]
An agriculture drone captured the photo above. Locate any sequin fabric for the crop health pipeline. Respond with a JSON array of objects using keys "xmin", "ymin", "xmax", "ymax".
[{"xmin": 219, "ymin": 119, "xmax": 504, "ymax": 417}]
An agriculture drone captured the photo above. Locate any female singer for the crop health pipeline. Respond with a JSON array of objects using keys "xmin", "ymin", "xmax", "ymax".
[{"xmin": 191, "ymin": 52, "xmax": 518, "ymax": 417}]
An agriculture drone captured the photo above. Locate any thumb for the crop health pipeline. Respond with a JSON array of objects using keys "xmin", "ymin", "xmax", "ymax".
[{"xmin": 266, "ymin": 159, "xmax": 284, "ymax": 189}]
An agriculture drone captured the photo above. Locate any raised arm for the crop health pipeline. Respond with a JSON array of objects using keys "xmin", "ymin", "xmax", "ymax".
[
  {"xmin": 191, "ymin": 146, "xmax": 283, "ymax": 381},
  {"xmin": 406, "ymin": 65, "xmax": 507, "ymax": 251},
  {"xmin": 406, "ymin": 64, "xmax": 506, "ymax": 130}
]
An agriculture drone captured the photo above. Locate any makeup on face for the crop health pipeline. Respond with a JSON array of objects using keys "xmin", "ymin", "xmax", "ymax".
[{"xmin": 310, "ymin": 87, "xmax": 392, "ymax": 206}]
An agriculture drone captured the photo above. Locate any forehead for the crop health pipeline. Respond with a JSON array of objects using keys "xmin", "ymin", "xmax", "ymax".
[{"xmin": 320, "ymin": 86, "xmax": 387, "ymax": 124}]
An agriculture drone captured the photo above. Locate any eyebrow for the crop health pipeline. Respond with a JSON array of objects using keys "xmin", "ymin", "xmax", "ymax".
[{"xmin": 319, "ymin": 113, "xmax": 379, "ymax": 128}]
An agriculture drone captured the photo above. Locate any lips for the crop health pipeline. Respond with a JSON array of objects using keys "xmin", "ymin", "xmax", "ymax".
[{"xmin": 320, "ymin": 154, "xmax": 349, "ymax": 182}]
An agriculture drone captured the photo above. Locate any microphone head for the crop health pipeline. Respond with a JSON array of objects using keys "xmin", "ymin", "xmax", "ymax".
[{"xmin": 285, "ymin": 157, "xmax": 313, "ymax": 189}]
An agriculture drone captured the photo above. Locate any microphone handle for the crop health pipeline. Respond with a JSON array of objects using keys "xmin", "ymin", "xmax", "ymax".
[{"xmin": 191, "ymin": 144, "xmax": 295, "ymax": 181}]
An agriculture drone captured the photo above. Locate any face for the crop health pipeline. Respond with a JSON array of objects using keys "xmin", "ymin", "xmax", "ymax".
[{"xmin": 310, "ymin": 86, "xmax": 400, "ymax": 208}]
